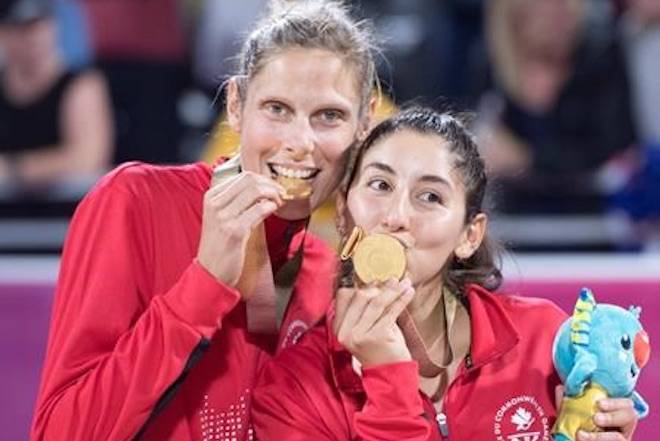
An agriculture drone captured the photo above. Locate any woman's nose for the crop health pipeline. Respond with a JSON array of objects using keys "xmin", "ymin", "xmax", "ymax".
[
  {"xmin": 283, "ymin": 118, "xmax": 315, "ymax": 160},
  {"xmin": 382, "ymin": 193, "xmax": 410, "ymax": 232}
]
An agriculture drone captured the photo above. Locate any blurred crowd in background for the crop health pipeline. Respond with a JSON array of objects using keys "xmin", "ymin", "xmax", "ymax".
[{"xmin": 1, "ymin": 0, "xmax": 660, "ymax": 253}]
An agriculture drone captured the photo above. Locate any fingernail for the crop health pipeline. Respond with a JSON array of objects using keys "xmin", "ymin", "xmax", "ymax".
[{"xmin": 594, "ymin": 412, "xmax": 607, "ymax": 425}]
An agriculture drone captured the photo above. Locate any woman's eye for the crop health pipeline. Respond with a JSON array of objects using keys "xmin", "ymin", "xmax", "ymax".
[
  {"xmin": 367, "ymin": 179, "xmax": 390, "ymax": 192},
  {"xmin": 319, "ymin": 109, "xmax": 344, "ymax": 124},
  {"xmin": 419, "ymin": 191, "xmax": 443, "ymax": 204},
  {"xmin": 266, "ymin": 102, "xmax": 288, "ymax": 116}
]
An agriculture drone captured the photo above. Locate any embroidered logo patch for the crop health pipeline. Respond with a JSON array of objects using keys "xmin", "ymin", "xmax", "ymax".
[
  {"xmin": 493, "ymin": 395, "xmax": 550, "ymax": 441},
  {"xmin": 280, "ymin": 319, "xmax": 309, "ymax": 349}
]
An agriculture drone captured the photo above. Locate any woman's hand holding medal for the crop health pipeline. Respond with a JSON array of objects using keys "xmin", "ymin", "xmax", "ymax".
[
  {"xmin": 334, "ymin": 277, "xmax": 415, "ymax": 368},
  {"xmin": 197, "ymin": 171, "xmax": 284, "ymax": 289},
  {"xmin": 333, "ymin": 226, "xmax": 415, "ymax": 368}
]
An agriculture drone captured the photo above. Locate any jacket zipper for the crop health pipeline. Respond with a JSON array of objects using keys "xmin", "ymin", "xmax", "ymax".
[
  {"xmin": 436, "ymin": 412, "xmax": 449, "ymax": 438},
  {"xmin": 432, "ymin": 354, "xmax": 473, "ymax": 440}
]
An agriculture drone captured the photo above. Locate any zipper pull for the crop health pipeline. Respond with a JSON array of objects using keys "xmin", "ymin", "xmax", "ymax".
[{"xmin": 436, "ymin": 412, "xmax": 449, "ymax": 439}]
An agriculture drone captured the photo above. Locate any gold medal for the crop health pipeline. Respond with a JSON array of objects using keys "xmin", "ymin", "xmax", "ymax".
[
  {"xmin": 211, "ymin": 155, "xmax": 241, "ymax": 187},
  {"xmin": 276, "ymin": 175, "xmax": 312, "ymax": 200},
  {"xmin": 212, "ymin": 155, "xmax": 312, "ymax": 200},
  {"xmin": 340, "ymin": 226, "xmax": 406, "ymax": 284}
]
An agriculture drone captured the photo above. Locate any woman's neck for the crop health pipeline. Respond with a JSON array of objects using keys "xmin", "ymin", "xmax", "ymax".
[{"xmin": 407, "ymin": 279, "xmax": 446, "ymax": 347}]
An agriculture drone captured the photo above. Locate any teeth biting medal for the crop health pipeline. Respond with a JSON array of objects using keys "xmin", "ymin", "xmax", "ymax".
[
  {"xmin": 340, "ymin": 226, "xmax": 407, "ymax": 284},
  {"xmin": 271, "ymin": 164, "xmax": 314, "ymax": 200},
  {"xmin": 276, "ymin": 175, "xmax": 312, "ymax": 200}
]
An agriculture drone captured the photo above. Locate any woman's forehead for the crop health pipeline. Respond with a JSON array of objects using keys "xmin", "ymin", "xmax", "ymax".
[
  {"xmin": 364, "ymin": 131, "xmax": 451, "ymax": 166},
  {"xmin": 359, "ymin": 130, "xmax": 463, "ymax": 186},
  {"xmin": 249, "ymin": 48, "xmax": 362, "ymax": 107}
]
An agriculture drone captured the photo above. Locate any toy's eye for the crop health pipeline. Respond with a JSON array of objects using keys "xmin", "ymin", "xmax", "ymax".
[{"xmin": 621, "ymin": 334, "xmax": 632, "ymax": 350}]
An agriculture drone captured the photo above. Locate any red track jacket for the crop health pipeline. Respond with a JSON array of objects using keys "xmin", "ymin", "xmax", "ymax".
[
  {"xmin": 31, "ymin": 162, "xmax": 336, "ymax": 441},
  {"xmin": 252, "ymin": 285, "xmax": 568, "ymax": 440}
]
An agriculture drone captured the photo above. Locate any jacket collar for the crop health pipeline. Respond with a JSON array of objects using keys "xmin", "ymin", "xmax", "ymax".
[
  {"xmin": 464, "ymin": 284, "xmax": 519, "ymax": 369},
  {"xmin": 263, "ymin": 214, "xmax": 307, "ymax": 271},
  {"xmin": 328, "ymin": 284, "xmax": 521, "ymax": 395}
]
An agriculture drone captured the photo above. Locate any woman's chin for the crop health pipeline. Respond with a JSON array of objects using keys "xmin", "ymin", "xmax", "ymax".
[
  {"xmin": 274, "ymin": 199, "xmax": 313, "ymax": 221},
  {"xmin": 410, "ymin": 274, "xmax": 444, "ymax": 291}
]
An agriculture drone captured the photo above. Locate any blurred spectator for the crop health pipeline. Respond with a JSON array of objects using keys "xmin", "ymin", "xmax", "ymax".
[
  {"xmin": 53, "ymin": 0, "xmax": 92, "ymax": 70},
  {"xmin": 611, "ymin": 0, "xmax": 660, "ymax": 250},
  {"xmin": 79, "ymin": 0, "xmax": 189, "ymax": 164},
  {"xmin": 610, "ymin": 146, "xmax": 660, "ymax": 250},
  {"xmin": 359, "ymin": 0, "xmax": 445, "ymax": 105},
  {"xmin": 0, "ymin": 0, "xmax": 113, "ymax": 193},
  {"xmin": 477, "ymin": 0, "xmax": 637, "ymax": 214},
  {"xmin": 186, "ymin": 0, "xmax": 265, "ymax": 162},
  {"xmin": 621, "ymin": 0, "xmax": 660, "ymax": 145},
  {"xmin": 192, "ymin": 0, "xmax": 266, "ymax": 92},
  {"xmin": 357, "ymin": 0, "xmax": 484, "ymax": 107}
]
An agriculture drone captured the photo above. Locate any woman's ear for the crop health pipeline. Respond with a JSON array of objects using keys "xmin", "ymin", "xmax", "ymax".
[
  {"xmin": 335, "ymin": 191, "xmax": 349, "ymax": 237},
  {"xmin": 455, "ymin": 213, "xmax": 488, "ymax": 260},
  {"xmin": 357, "ymin": 96, "xmax": 377, "ymax": 141},
  {"xmin": 226, "ymin": 77, "xmax": 243, "ymax": 133}
]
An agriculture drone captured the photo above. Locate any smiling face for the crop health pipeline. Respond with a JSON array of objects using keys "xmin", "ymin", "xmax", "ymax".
[
  {"xmin": 0, "ymin": 17, "xmax": 55, "ymax": 70},
  {"xmin": 227, "ymin": 48, "xmax": 368, "ymax": 220},
  {"xmin": 340, "ymin": 129, "xmax": 486, "ymax": 288}
]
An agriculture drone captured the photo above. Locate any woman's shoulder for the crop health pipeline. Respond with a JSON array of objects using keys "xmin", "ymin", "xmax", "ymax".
[
  {"xmin": 60, "ymin": 67, "xmax": 109, "ymax": 107},
  {"xmin": 470, "ymin": 284, "xmax": 567, "ymax": 319},
  {"xmin": 498, "ymin": 292, "xmax": 567, "ymax": 318},
  {"xmin": 89, "ymin": 161, "xmax": 212, "ymax": 200},
  {"xmin": 469, "ymin": 284, "xmax": 568, "ymax": 338},
  {"xmin": 495, "ymin": 290, "xmax": 569, "ymax": 338}
]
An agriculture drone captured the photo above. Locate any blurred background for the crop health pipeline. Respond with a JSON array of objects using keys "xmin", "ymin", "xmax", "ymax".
[{"xmin": 0, "ymin": 0, "xmax": 659, "ymax": 439}]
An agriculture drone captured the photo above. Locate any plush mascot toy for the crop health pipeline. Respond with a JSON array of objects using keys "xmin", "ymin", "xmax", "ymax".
[{"xmin": 552, "ymin": 287, "xmax": 651, "ymax": 441}]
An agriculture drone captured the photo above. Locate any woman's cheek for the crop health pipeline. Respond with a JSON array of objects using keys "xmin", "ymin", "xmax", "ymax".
[
  {"xmin": 348, "ymin": 195, "xmax": 383, "ymax": 228},
  {"xmin": 319, "ymin": 133, "xmax": 353, "ymax": 162}
]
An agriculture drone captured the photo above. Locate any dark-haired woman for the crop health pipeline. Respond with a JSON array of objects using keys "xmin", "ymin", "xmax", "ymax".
[{"xmin": 251, "ymin": 107, "xmax": 640, "ymax": 441}]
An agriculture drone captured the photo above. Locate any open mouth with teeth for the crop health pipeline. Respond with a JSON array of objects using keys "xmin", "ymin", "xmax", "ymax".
[{"xmin": 269, "ymin": 164, "xmax": 320, "ymax": 200}]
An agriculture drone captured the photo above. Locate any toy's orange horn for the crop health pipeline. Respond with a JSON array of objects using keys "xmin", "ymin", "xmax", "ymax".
[{"xmin": 635, "ymin": 330, "xmax": 650, "ymax": 368}]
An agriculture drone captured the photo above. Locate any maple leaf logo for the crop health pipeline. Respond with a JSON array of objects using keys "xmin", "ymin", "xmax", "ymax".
[{"xmin": 511, "ymin": 407, "xmax": 535, "ymax": 431}]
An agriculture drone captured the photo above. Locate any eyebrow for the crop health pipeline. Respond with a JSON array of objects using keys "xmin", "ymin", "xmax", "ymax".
[
  {"xmin": 364, "ymin": 162, "xmax": 396, "ymax": 175},
  {"xmin": 363, "ymin": 161, "xmax": 453, "ymax": 189}
]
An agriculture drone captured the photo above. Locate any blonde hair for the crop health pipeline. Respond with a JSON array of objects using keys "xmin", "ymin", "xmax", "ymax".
[{"xmin": 236, "ymin": 0, "xmax": 380, "ymax": 113}]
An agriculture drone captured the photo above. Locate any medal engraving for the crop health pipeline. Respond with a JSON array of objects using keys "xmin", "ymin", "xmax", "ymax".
[{"xmin": 340, "ymin": 226, "xmax": 406, "ymax": 284}]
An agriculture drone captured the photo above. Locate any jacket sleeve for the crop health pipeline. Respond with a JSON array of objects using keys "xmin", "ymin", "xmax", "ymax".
[
  {"xmin": 252, "ymin": 355, "xmax": 432, "ymax": 440},
  {"xmin": 354, "ymin": 361, "xmax": 432, "ymax": 440},
  {"xmin": 30, "ymin": 170, "xmax": 240, "ymax": 441},
  {"xmin": 251, "ymin": 363, "xmax": 346, "ymax": 441}
]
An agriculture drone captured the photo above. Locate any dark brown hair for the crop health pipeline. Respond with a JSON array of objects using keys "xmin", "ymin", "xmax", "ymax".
[{"xmin": 345, "ymin": 106, "xmax": 503, "ymax": 294}]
